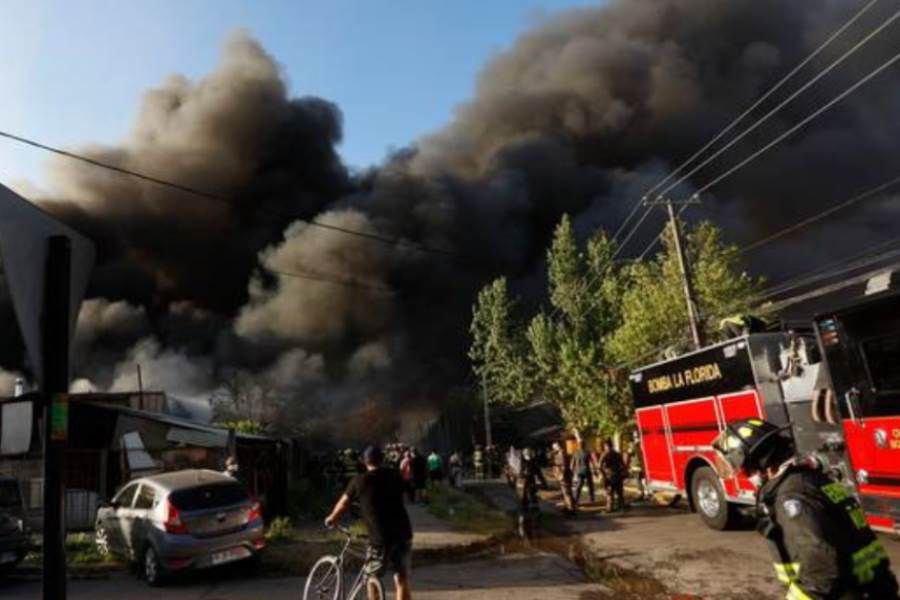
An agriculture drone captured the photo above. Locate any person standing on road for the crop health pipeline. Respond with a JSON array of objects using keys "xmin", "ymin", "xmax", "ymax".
[
  {"xmin": 551, "ymin": 441, "xmax": 575, "ymax": 515},
  {"xmin": 624, "ymin": 436, "xmax": 648, "ymax": 500},
  {"xmin": 448, "ymin": 451, "xmax": 463, "ymax": 488},
  {"xmin": 399, "ymin": 450, "xmax": 415, "ymax": 503},
  {"xmin": 570, "ymin": 441, "xmax": 596, "ymax": 505},
  {"xmin": 518, "ymin": 447, "xmax": 548, "ymax": 512},
  {"xmin": 600, "ymin": 439, "xmax": 627, "ymax": 512},
  {"xmin": 713, "ymin": 419, "xmax": 899, "ymax": 600},
  {"xmin": 427, "ymin": 450, "xmax": 443, "ymax": 487},
  {"xmin": 326, "ymin": 446, "xmax": 414, "ymax": 600},
  {"xmin": 473, "ymin": 445, "xmax": 485, "ymax": 480},
  {"xmin": 411, "ymin": 447, "xmax": 428, "ymax": 503},
  {"xmin": 505, "ymin": 446, "xmax": 522, "ymax": 489}
]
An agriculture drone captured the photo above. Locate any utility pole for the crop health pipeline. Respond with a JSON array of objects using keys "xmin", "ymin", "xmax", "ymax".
[
  {"xmin": 645, "ymin": 196, "xmax": 704, "ymax": 350},
  {"xmin": 136, "ymin": 364, "xmax": 144, "ymax": 410},
  {"xmin": 43, "ymin": 235, "xmax": 71, "ymax": 600},
  {"xmin": 481, "ymin": 382, "xmax": 492, "ymax": 448}
]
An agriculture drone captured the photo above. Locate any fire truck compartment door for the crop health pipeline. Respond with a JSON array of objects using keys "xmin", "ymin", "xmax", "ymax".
[{"xmin": 636, "ymin": 406, "xmax": 675, "ymax": 485}]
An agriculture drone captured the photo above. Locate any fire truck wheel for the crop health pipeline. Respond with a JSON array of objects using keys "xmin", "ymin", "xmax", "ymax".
[{"xmin": 691, "ymin": 466, "xmax": 734, "ymax": 530}]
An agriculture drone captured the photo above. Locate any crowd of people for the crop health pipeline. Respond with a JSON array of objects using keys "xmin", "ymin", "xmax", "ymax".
[{"xmin": 318, "ymin": 437, "xmax": 646, "ymax": 516}]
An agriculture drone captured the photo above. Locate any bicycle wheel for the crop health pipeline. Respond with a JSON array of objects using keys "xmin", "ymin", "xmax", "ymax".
[
  {"xmin": 348, "ymin": 575, "xmax": 384, "ymax": 600},
  {"xmin": 303, "ymin": 556, "xmax": 342, "ymax": 600}
]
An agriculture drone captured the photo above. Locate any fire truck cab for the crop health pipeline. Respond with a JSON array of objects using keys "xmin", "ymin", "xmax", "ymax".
[{"xmin": 630, "ymin": 266, "xmax": 900, "ymax": 532}]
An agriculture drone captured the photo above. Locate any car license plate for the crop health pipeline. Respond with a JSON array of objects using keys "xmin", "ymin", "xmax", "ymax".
[
  {"xmin": 0, "ymin": 551, "xmax": 17, "ymax": 564},
  {"xmin": 210, "ymin": 547, "xmax": 248, "ymax": 566}
]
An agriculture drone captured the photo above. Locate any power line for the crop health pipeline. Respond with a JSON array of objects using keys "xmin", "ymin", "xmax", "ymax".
[
  {"xmin": 657, "ymin": 4, "xmax": 900, "ymax": 202},
  {"xmin": 0, "ymin": 129, "xmax": 455, "ymax": 257},
  {"xmin": 266, "ymin": 266, "xmax": 395, "ymax": 295},
  {"xmin": 756, "ymin": 235, "xmax": 900, "ymax": 300},
  {"xmin": 693, "ymin": 48, "xmax": 900, "ymax": 198},
  {"xmin": 612, "ymin": 202, "xmax": 658, "ymax": 258},
  {"xmin": 740, "ymin": 174, "xmax": 900, "ymax": 254},
  {"xmin": 611, "ymin": 0, "xmax": 888, "ymax": 252},
  {"xmin": 639, "ymin": 45, "xmax": 900, "ymax": 260}
]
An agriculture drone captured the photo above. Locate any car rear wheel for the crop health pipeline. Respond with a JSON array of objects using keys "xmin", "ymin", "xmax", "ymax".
[
  {"xmin": 691, "ymin": 466, "xmax": 735, "ymax": 530},
  {"xmin": 142, "ymin": 545, "xmax": 166, "ymax": 587}
]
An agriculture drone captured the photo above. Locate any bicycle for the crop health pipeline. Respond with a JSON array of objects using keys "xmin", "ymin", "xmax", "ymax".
[{"xmin": 303, "ymin": 525, "xmax": 384, "ymax": 600}]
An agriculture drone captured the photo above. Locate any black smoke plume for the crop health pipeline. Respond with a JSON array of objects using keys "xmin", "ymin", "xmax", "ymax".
[{"xmin": 0, "ymin": 1, "xmax": 898, "ymax": 441}]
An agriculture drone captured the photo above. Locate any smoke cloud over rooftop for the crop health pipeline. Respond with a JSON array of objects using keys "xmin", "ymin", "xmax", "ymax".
[{"xmin": 1, "ymin": 1, "xmax": 898, "ymax": 440}]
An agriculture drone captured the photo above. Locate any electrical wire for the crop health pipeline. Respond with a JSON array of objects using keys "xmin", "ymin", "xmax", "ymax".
[
  {"xmin": 740, "ymin": 174, "xmax": 900, "ymax": 254},
  {"xmin": 639, "ymin": 45, "xmax": 900, "ymax": 261},
  {"xmin": 694, "ymin": 49, "xmax": 900, "ymax": 198},
  {"xmin": 657, "ymin": 4, "xmax": 900, "ymax": 202},
  {"xmin": 610, "ymin": 0, "xmax": 888, "ymax": 251},
  {"xmin": 0, "ymin": 129, "xmax": 455, "ymax": 257},
  {"xmin": 265, "ymin": 267, "xmax": 395, "ymax": 295},
  {"xmin": 756, "ymin": 235, "xmax": 900, "ymax": 300}
]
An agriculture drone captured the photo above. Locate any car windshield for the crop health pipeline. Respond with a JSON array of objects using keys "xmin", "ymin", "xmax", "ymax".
[
  {"xmin": 169, "ymin": 483, "xmax": 248, "ymax": 511},
  {"xmin": 0, "ymin": 481, "xmax": 20, "ymax": 508}
]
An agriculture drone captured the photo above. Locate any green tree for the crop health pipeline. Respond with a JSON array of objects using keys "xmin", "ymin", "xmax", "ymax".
[
  {"xmin": 468, "ymin": 277, "xmax": 534, "ymax": 406},
  {"xmin": 525, "ymin": 216, "xmax": 626, "ymax": 436},
  {"xmin": 609, "ymin": 220, "xmax": 763, "ymax": 367}
]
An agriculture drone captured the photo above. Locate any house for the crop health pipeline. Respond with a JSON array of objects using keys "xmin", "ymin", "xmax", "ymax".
[{"xmin": 0, "ymin": 392, "xmax": 287, "ymax": 531}]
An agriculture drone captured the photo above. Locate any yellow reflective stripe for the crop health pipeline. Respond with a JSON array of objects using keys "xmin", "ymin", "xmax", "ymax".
[
  {"xmin": 820, "ymin": 482, "xmax": 851, "ymax": 503},
  {"xmin": 786, "ymin": 583, "xmax": 814, "ymax": 600},
  {"xmin": 773, "ymin": 562, "xmax": 800, "ymax": 583},
  {"xmin": 848, "ymin": 506, "xmax": 867, "ymax": 529},
  {"xmin": 852, "ymin": 540, "xmax": 888, "ymax": 584}
]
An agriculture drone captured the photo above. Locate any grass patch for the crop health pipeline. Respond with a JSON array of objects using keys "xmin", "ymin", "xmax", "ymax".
[
  {"xmin": 23, "ymin": 533, "xmax": 121, "ymax": 569},
  {"xmin": 427, "ymin": 484, "xmax": 511, "ymax": 537},
  {"xmin": 265, "ymin": 516, "xmax": 296, "ymax": 543},
  {"xmin": 260, "ymin": 519, "xmax": 370, "ymax": 577}
]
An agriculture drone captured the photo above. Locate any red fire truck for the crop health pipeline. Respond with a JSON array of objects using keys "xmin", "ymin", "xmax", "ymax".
[{"xmin": 630, "ymin": 264, "xmax": 900, "ymax": 531}]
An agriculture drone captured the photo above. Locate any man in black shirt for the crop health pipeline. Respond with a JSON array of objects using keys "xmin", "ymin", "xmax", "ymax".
[{"xmin": 326, "ymin": 445, "xmax": 413, "ymax": 600}]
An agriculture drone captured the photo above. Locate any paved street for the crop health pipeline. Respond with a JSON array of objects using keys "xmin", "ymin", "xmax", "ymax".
[
  {"xmin": 0, "ymin": 496, "xmax": 608, "ymax": 600},
  {"xmin": 539, "ymin": 486, "xmax": 900, "ymax": 599},
  {"xmin": 0, "ymin": 552, "xmax": 606, "ymax": 600}
]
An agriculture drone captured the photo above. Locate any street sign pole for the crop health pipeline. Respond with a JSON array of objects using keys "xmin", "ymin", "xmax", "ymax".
[{"xmin": 42, "ymin": 235, "xmax": 71, "ymax": 600}]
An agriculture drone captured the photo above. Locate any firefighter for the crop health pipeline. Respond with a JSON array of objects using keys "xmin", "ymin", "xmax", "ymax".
[
  {"xmin": 713, "ymin": 419, "xmax": 899, "ymax": 600},
  {"xmin": 718, "ymin": 314, "xmax": 768, "ymax": 338}
]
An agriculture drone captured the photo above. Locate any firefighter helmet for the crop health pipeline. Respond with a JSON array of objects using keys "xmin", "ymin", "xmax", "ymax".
[{"xmin": 712, "ymin": 419, "xmax": 794, "ymax": 474}]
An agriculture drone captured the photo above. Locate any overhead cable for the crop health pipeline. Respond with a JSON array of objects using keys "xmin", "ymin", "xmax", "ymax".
[
  {"xmin": 658, "ymin": 5, "xmax": 900, "ymax": 200},
  {"xmin": 611, "ymin": 0, "xmax": 887, "ymax": 250},
  {"xmin": 0, "ymin": 129, "xmax": 455, "ymax": 257},
  {"xmin": 740, "ymin": 174, "xmax": 900, "ymax": 253}
]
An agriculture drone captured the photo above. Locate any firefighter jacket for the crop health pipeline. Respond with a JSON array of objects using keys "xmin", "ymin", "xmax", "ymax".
[{"xmin": 757, "ymin": 461, "xmax": 898, "ymax": 600}]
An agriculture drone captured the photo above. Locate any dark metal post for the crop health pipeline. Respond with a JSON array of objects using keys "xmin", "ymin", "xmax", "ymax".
[
  {"xmin": 136, "ymin": 364, "xmax": 144, "ymax": 410},
  {"xmin": 42, "ymin": 235, "xmax": 71, "ymax": 600},
  {"xmin": 482, "ymin": 383, "xmax": 492, "ymax": 448},
  {"xmin": 665, "ymin": 200, "xmax": 704, "ymax": 350}
]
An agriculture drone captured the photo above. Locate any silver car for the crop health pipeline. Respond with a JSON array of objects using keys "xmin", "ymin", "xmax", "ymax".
[{"xmin": 95, "ymin": 469, "xmax": 265, "ymax": 585}]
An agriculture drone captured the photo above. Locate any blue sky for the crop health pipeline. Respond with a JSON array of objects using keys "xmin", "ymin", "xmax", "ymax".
[{"xmin": 0, "ymin": 0, "xmax": 594, "ymax": 193}]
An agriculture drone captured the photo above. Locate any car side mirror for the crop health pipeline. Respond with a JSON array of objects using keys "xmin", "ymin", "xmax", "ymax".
[{"xmin": 103, "ymin": 500, "xmax": 120, "ymax": 510}]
